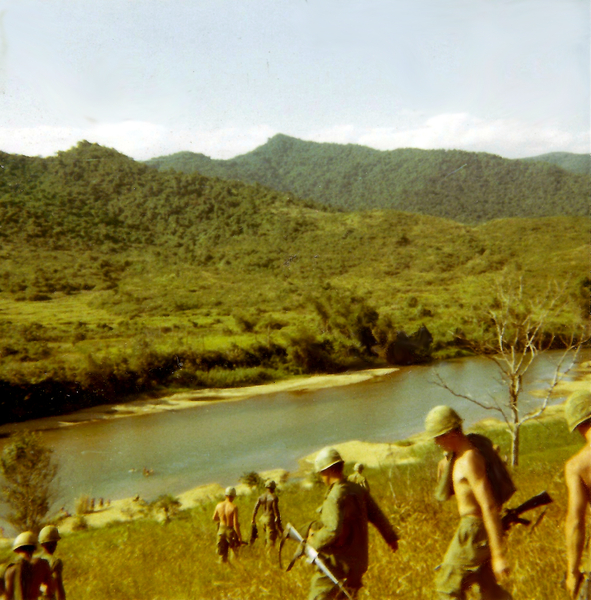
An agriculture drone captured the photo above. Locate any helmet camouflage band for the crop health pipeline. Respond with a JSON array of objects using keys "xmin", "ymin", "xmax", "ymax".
[
  {"xmin": 565, "ymin": 390, "xmax": 591, "ymax": 433},
  {"xmin": 314, "ymin": 447, "xmax": 344, "ymax": 473},
  {"xmin": 425, "ymin": 405, "xmax": 463, "ymax": 438},
  {"xmin": 39, "ymin": 525, "xmax": 61, "ymax": 544}
]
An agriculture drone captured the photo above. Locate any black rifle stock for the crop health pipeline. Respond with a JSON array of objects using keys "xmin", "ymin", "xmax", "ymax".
[
  {"xmin": 279, "ymin": 523, "xmax": 354, "ymax": 600},
  {"xmin": 501, "ymin": 491, "xmax": 553, "ymax": 531}
]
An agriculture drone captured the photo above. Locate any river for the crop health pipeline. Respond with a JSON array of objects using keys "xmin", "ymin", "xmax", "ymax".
[{"xmin": 0, "ymin": 351, "xmax": 584, "ymax": 510}]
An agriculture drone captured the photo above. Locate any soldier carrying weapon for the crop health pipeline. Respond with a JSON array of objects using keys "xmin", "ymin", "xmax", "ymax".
[
  {"xmin": 564, "ymin": 390, "xmax": 591, "ymax": 599},
  {"xmin": 303, "ymin": 447, "xmax": 398, "ymax": 599},
  {"xmin": 426, "ymin": 405, "xmax": 513, "ymax": 599},
  {"xmin": 252, "ymin": 479, "xmax": 283, "ymax": 549},
  {"xmin": 213, "ymin": 486, "xmax": 243, "ymax": 564}
]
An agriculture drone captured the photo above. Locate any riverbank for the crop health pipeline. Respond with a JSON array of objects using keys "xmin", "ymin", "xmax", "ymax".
[{"xmin": 0, "ymin": 367, "xmax": 398, "ymax": 434}]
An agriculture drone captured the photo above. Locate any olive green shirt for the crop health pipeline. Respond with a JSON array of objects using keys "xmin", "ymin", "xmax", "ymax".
[{"xmin": 309, "ymin": 479, "xmax": 398, "ymax": 587}]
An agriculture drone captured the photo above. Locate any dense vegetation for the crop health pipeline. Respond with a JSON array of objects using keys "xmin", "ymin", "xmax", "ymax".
[
  {"xmin": 145, "ymin": 134, "xmax": 590, "ymax": 222},
  {"xmin": 522, "ymin": 151, "xmax": 590, "ymax": 175},
  {"xmin": 0, "ymin": 412, "xmax": 582, "ymax": 599},
  {"xmin": 0, "ymin": 142, "xmax": 588, "ymax": 424}
]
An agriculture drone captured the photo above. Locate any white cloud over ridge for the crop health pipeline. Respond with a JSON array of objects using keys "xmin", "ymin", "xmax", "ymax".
[
  {"xmin": 1, "ymin": 114, "xmax": 588, "ymax": 161},
  {"xmin": 310, "ymin": 114, "xmax": 590, "ymax": 159}
]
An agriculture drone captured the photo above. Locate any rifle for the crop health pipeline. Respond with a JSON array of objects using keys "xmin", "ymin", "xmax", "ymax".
[
  {"xmin": 501, "ymin": 491, "xmax": 553, "ymax": 531},
  {"xmin": 279, "ymin": 523, "xmax": 354, "ymax": 600},
  {"xmin": 249, "ymin": 522, "xmax": 258, "ymax": 545}
]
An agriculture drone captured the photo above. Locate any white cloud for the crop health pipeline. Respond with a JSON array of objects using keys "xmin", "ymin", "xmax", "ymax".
[
  {"xmin": 0, "ymin": 114, "xmax": 588, "ymax": 161},
  {"xmin": 0, "ymin": 122, "xmax": 278, "ymax": 160},
  {"xmin": 310, "ymin": 113, "xmax": 590, "ymax": 158}
]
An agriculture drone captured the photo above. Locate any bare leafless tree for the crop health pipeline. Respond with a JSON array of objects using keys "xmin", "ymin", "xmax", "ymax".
[{"xmin": 433, "ymin": 279, "xmax": 589, "ymax": 467}]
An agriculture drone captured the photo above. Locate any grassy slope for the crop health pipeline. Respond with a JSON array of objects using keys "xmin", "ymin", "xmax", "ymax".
[
  {"xmin": 1, "ymin": 215, "xmax": 587, "ymax": 370},
  {"xmin": 0, "ymin": 413, "xmax": 581, "ymax": 599},
  {"xmin": 0, "ymin": 213, "xmax": 588, "ymax": 423}
]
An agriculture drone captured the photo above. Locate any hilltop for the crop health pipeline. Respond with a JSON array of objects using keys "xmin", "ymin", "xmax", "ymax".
[
  {"xmin": 0, "ymin": 141, "xmax": 588, "ymax": 424},
  {"xmin": 522, "ymin": 151, "xmax": 590, "ymax": 175},
  {"xmin": 145, "ymin": 134, "xmax": 590, "ymax": 222}
]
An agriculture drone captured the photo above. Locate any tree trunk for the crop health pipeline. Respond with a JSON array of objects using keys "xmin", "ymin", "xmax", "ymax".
[{"xmin": 510, "ymin": 424, "xmax": 520, "ymax": 468}]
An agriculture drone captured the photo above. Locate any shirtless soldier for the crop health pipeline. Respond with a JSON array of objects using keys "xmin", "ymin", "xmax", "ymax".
[
  {"xmin": 564, "ymin": 390, "xmax": 591, "ymax": 598},
  {"xmin": 4, "ymin": 532, "xmax": 54, "ymax": 600},
  {"xmin": 425, "ymin": 405, "xmax": 512, "ymax": 600},
  {"xmin": 252, "ymin": 480, "xmax": 282, "ymax": 549},
  {"xmin": 38, "ymin": 525, "xmax": 66, "ymax": 600},
  {"xmin": 213, "ymin": 486, "xmax": 243, "ymax": 563}
]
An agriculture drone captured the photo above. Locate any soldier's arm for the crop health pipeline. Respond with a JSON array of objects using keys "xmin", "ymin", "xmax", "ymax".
[
  {"xmin": 308, "ymin": 490, "xmax": 344, "ymax": 551},
  {"xmin": 465, "ymin": 450, "xmax": 508, "ymax": 581},
  {"xmin": 53, "ymin": 560, "xmax": 66, "ymax": 600},
  {"xmin": 366, "ymin": 492, "xmax": 398, "ymax": 551},
  {"xmin": 212, "ymin": 504, "xmax": 220, "ymax": 522},
  {"xmin": 4, "ymin": 565, "xmax": 15, "ymax": 600},
  {"xmin": 252, "ymin": 497, "xmax": 261, "ymax": 523},
  {"xmin": 565, "ymin": 456, "xmax": 587, "ymax": 597},
  {"xmin": 272, "ymin": 496, "xmax": 281, "ymax": 523},
  {"xmin": 232, "ymin": 506, "xmax": 242, "ymax": 541}
]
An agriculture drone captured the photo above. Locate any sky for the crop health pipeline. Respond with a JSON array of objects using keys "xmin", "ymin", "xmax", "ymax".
[{"xmin": 0, "ymin": 0, "xmax": 588, "ymax": 161}]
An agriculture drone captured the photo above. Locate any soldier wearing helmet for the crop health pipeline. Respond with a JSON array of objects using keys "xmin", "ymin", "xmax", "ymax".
[
  {"xmin": 424, "ymin": 405, "xmax": 512, "ymax": 600},
  {"xmin": 252, "ymin": 479, "xmax": 282, "ymax": 549},
  {"xmin": 38, "ymin": 526, "xmax": 66, "ymax": 600},
  {"xmin": 212, "ymin": 486, "xmax": 243, "ymax": 563},
  {"xmin": 4, "ymin": 531, "xmax": 54, "ymax": 600},
  {"xmin": 306, "ymin": 447, "xmax": 398, "ymax": 599},
  {"xmin": 564, "ymin": 390, "xmax": 591, "ymax": 598},
  {"xmin": 347, "ymin": 463, "xmax": 369, "ymax": 491}
]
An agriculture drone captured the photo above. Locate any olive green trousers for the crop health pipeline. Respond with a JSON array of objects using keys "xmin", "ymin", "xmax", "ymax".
[{"xmin": 435, "ymin": 516, "xmax": 512, "ymax": 600}]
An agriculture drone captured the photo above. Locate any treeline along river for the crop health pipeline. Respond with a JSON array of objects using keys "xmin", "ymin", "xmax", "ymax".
[{"xmin": 0, "ymin": 352, "xmax": 583, "ymax": 511}]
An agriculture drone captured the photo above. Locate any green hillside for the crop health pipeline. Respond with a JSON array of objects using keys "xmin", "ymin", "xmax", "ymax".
[
  {"xmin": 521, "ymin": 151, "xmax": 590, "ymax": 175},
  {"xmin": 145, "ymin": 134, "xmax": 590, "ymax": 222},
  {"xmin": 0, "ymin": 142, "xmax": 588, "ymax": 424}
]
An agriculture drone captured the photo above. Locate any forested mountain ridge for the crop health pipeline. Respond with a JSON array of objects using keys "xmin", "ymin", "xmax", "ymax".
[
  {"xmin": 145, "ymin": 134, "xmax": 590, "ymax": 223},
  {"xmin": 0, "ymin": 141, "xmax": 327, "ymax": 255},
  {"xmin": 521, "ymin": 151, "xmax": 590, "ymax": 175}
]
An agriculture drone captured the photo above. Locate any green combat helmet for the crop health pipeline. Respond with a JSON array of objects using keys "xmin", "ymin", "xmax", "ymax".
[
  {"xmin": 565, "ymin": 390, "xmax": 591, "ymax": 432},
  {"xmin": 314, "ymin": 447, "xmax": 344, "ymax": 473},
  {"xmin": 39, "ymin": 525, "xmax": 61, "ymax": 544},
  {"xmin": 12, "ymin": 531, "xmax": 37, "ymax": 551},
  {"xmin": 225, "ymin": 486, "xmax": 236, "ymax": 498},
  {"xmin": 425, "ymin": 405, "xmax": 463, "ymax": 438},
  {"xmin": 265, "ymin": 480, "xmax": 276, "ymax": 491}
]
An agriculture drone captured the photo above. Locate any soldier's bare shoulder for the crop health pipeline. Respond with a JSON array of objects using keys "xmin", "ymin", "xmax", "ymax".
[{"xmin": 566, "ymin": 444, "xmax": 591, "ymax": 486}]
